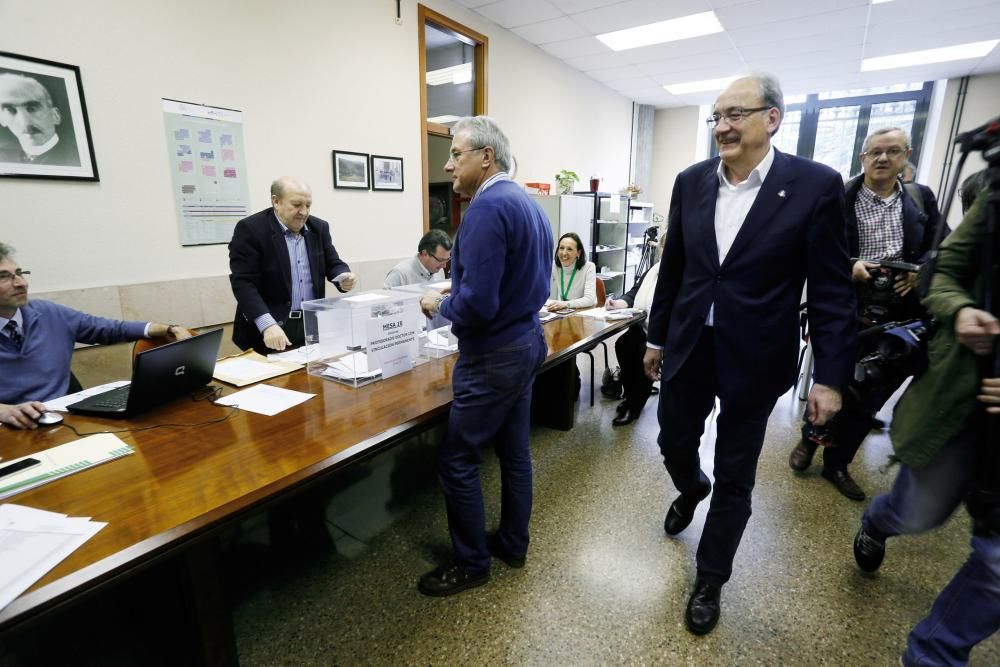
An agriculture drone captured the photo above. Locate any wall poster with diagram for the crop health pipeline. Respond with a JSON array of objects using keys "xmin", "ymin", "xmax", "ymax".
[{"xmin": 162, "ymin": 99, "xmax": 250, "ymax": 246}]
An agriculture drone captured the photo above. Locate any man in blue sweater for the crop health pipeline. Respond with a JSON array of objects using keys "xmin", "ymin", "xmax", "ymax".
[
  {"xmin": 417, "ymin": 116, "xmax": 551, "ymax": 596},
  {"xmin": 0, "ymin": 243, "xmax": 190, "ymax": 429}
]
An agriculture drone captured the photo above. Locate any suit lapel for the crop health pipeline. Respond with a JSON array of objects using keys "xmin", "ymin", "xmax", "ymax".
[
  {"xmin": 698, "ymin": 162, "xmax": 721, "ymax": 271},
  {"xmin": 721, "ymin": 149, "xmax": 795, "ymax": 268},
  {"xmin": 269, "ymin": 210, "xmax": 293, "ymax": 297}
]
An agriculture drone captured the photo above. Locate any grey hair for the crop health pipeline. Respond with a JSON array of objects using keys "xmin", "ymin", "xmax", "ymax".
[
  {"xmin": 0, "ymin": 73, "xmax": 54, "ymax": 107},
  {"xmin": 452, "ymin": 116, "xmax": 512, "ymax": 172},
  {"xmin": 0, "ymin": 242, "xmax": 14, "ymax": 264},
  {"xmin": 270, "ymin": 177, "xmax": 309, "ymax": 199},
  {"xmin": 862, "ymin": 127, "xmax": 910, "ymax": 153},
  {"xmin": 748, "ymin": 73, "xmax": 784, "ymax": 136}
]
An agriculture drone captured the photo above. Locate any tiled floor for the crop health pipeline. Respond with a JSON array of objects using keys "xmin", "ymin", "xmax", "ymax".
[{"xmin": 230, "ymin": 355, "xmax": 999, "ymax": 665}]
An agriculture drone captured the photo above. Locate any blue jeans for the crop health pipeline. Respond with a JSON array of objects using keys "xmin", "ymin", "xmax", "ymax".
[
  {"xmin": 439, "ymin": 327, "xmax": 547, "ymax": 574},
  {"xmin": 864, "ymin": 424, "xmax": 1000, "ymax": 666}
]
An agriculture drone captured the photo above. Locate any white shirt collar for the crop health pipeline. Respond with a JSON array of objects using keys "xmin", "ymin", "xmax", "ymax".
[
  {"xmin": 0, "ymin": 307, "xmax": 24, "ymax": 335},
  {"xmin": 20, "ymin": 133, "xmax": 60, "ymax": 158},
  {"xmin": 472, "ymin": 171, "xmax": 510, "ymax": 201},
  {"xmin": 717, "ymin": 145, "xmax": 775, "ymax": 189}
]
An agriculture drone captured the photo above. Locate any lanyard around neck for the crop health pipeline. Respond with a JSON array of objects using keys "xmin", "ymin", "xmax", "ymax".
[{"xmin": 559, "ymin": 265, "xmax": 578, "ymax": 301}]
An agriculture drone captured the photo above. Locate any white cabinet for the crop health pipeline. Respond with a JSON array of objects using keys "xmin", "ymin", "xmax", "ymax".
[{"xmin": 531, "ymin": 194, "xmax": 594, "ymax": 255}]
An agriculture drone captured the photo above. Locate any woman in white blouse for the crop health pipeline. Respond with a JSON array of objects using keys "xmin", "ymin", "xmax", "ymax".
[{"xmin": 546, "ymin": 232, "xmax": 597, "ymax": 311}]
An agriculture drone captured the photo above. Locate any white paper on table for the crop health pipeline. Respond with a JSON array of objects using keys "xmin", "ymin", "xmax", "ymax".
[
  {"xmin": 343, "ymin": 293, "xmax": 385, "ymax": 303},
  {"xmin": 43, "ymin": 381, "xmax": 131, "ymax": 412},
  {"xmin": 576, "ymin": 307, "xmax": 640, "ymax": 320},
  {"xmin": 428, "ymin": 280, "xmax": 451, "ymax": 290},
  {"xmin": 0, "ymin": 503, "xmax": 106, "ymax": 612},
  {"xmin": 214, "ymin": 384, "xmax": 315, "ymax": 416},
  {"xmin": 0, "ymin": 434, "xmax": 134, "ymax": 501},
  {"xmin": 322, "ymin": 351, "xmax": 381, "ymax": 380},
  {"xmin": 213, "ymin": 357, "xmax": 281, "ymax": 381},
  {"xmin": 267, "ymin": 344, "xmax": 317, "ymax": 363}
]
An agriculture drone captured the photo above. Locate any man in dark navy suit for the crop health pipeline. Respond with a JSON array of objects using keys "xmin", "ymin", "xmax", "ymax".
[{"xmin": 643, "ymin": 74, "xmax": 856, "ymax": 634}]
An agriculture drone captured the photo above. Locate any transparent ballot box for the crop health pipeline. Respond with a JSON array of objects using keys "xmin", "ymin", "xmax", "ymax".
[
  {"xmin": 387, "ymin": 281, "xmax": 459, "ymax": 358},
  {"xmin": 302, "ymin": 289, "xmax": 426, "ymax": 387}
]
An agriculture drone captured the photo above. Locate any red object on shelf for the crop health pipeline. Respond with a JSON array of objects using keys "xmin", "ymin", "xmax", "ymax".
[{"xmin": 525, "ymin": 182, "xmax": 550, "ymax": 195}]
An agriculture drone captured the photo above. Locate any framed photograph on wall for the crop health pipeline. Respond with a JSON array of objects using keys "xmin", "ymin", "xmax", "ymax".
[
  {"xmin": 370, "ymin": 154, "xmax": 404, "ymax": 191},
  {"xmin": 332, "ymin": 150, "xmax": 370, "ymax": 189},
  {"xmin": 0, "ymin": 51, "xmax": 99, "ymax": 181}
]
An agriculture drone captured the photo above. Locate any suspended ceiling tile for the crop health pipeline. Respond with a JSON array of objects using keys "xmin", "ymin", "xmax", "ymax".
[
  {"xmin": 511, "ymin": 16, "xmax": 590, "ymax": 44},
  {"xmin": 474, "ymin": 0, "xmax": 564, "ymax": 29}
]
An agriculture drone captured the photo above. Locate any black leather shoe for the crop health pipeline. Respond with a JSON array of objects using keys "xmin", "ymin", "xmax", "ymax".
[
  {"xmin": 418, "ymin": 564, "xmax": 489, "ymax": 597},
  {"xmin": 822, "ymin": 467, "xmax": 866, "ymax": 501},
  {"xmin": 788, "ymin": 439, "xmax": 818, "ymax": 471},
  {"xmin": 612, "ymin": 407, "xmax": 641, "ymax": 426},
  {"xmin": 664, "ymin": 483, "xmax": 711, "ymax": 536},
  {"xmin": 685, "ymin": 579, "xmax": 721, "ymax": 635},
  {"xmin": 614, "ymin": 401, "xmax": 629, "ymax": 418},
  {"xmin": 487, "ymin": 532, "xmax": 526, "ymax": 568},
  {"xmin": 854, "ymin": 526, "xmax": 886, "ymax": 572}
]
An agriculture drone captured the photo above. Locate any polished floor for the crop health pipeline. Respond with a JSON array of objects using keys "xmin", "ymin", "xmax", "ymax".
[{"xmin": 230, "ymin": 354, "xmax": 999, "ymax": 666}]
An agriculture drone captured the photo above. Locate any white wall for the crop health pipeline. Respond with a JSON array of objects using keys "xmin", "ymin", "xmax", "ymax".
[
  {"xmin": 0, "ymin": 0, "xmax": 634, "ymax": 293},
  {"xmin": 924, "ymin": 72, "xmax": 1000, "ymax": 227},
  {"xmin": 649, "ymin": 106, "xmax": 702, "ymax": 217}
]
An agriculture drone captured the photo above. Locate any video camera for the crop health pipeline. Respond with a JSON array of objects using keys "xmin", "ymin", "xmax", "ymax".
[
  {"xmin": 853, "ymin": 318, "xmax": 930, "ymax": 391},
  {"xmin": 852, "ymin": 257, "xmax": 922, "ymax": 325}
]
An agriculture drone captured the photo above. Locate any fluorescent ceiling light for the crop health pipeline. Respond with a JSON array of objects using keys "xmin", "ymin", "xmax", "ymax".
[
  {"xmin": 862, "ymin": 39, "xmax": 999, "ymax": 71},
  {"xmin": 427, "ymin": 115, "xmax": 462, "ymax": 126},
  {"xmin": 597, "ymin": 11, "xmax": 723, "ymax": 52},
  {"xmin": 872, "ymin": 0, "xmax": 895, "ymax": 4},
  {"xmin": 664, "ymin": 75, "xmax": 736, "ymax": 95},
  {"xmin": 426, "ymin": 63, "xmax": 472, "ymax": 86}
]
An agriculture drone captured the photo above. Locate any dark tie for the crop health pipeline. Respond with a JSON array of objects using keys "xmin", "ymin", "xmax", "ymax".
[{"xmin": 4, "ymin": 320, "xmax": 23, "ymax": 352}]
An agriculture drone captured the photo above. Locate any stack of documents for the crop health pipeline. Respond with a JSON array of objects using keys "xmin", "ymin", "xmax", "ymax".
[
  {"xmin": 213, "ymin": 350, "xmax": 303, "ymax": 387},
  {"xmin": 0, "ymin": 434, "xmax": 134, "ymax": 501},
  {"xmin": 576, "ymin": 307, "xmax": 641, "ymax": 320},
  {"xmin": 0, "ymin": 504, "xmax": 106, "ymax": 611},
  {"xmin": 322, "ymin": 351, "xmax": 381, "ymax": 381}
]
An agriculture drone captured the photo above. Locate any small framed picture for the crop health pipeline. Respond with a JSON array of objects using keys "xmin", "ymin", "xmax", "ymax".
[
  {"xmin": 371, "ymin": 154, "xmax": 404, "ymax": 192},
  {"xmin": 0, "ymin": 51, "xmax": 99, "ymax": 181},
  {"xmin": 332, "ymin": 150, "xmax": 370, "ymax": 189}
]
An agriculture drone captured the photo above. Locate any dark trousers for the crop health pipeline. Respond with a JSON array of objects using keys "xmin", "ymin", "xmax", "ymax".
[
  {"xmin": 615, "ymin": 323, "xmax": 654, "ymax": 411},
  {"xmin": 821, "ymin": 365, "xmax": 910, "ymax": 470},
  {"xmin": 657, "ymin": 327, "xmax": 778, "ymax": 587},
  {"xmin": 439, "ymin": 327, "xmax": 547, "ymax": 574}
]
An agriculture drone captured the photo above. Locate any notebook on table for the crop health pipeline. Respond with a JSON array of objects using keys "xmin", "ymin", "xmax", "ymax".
[{"xmin": 67, "ymin": 328, "xmax": 223, "ymax": 418}]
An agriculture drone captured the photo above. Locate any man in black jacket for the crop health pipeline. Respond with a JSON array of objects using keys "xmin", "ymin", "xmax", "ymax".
[
  {"xmin": 228, "ymin": 177, "xmax": 356, "ymax": 354},
  {"xmin": 788, "ymin": 127, "xmax": 944, "ymax": 500}
]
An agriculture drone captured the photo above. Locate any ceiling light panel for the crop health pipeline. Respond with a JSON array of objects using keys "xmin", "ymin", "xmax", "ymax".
[
  {"xmin": 861, "ymin": 39, "xmax": 999, "ymax": 71},
  {"xmin": 596, "ymin": 12, "xmax": 724, "ymax": 52}
]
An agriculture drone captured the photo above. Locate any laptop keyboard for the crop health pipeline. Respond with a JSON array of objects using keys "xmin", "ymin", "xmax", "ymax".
[{"xmin": 89, "ymin": 385, "xmax": 131, "ymax": 409}]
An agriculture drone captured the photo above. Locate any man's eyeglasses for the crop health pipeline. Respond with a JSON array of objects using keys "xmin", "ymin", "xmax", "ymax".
[
  {"xmin": 430, "ymin": 254, "xmax": 450, "ymax": 264},
  {"xmin": 862, "ymin": 147, "xmax": 908, "ymax": 160},
  {"xmin": 705, "ymin": 107, "xmax": 770, "ymax": 128},
  {"xmin": 0, "ymin": 269, "xmax": 29, "ymax": 284},
  {"xmin": 448, "ymin": 146, "xmax": 485, "ymax": 161}
]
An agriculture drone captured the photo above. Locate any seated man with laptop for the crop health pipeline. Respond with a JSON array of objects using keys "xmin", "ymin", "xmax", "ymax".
[{"xmin": 0, "ymin": 242, "xmax": 193, "ymax": 429}]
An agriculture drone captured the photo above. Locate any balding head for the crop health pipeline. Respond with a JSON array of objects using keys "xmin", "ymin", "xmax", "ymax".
[
  {"xmin": 0, "ymin": 73, "xmax": 61, "ymax": 147},
  {"xmin": 270, "ymin": 177, "xmax": 313, "ymax": 233}
]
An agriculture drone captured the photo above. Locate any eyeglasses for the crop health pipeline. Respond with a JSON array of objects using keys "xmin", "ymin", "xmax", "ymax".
[
  {"xmin": 705, "ymin": 107, "xmax": 770, "ymax": 128},
  {"xmin": 0, "ymin": 268, "xmax": 29, "ymax": 284},
  {"xmin": 448, "ymin": 146, "xmax": 485, "ymax": 162},
  {"xmin": 429, "ymin": 254, "xmax": 450, "ymax": 264},
  {"xmin": 862, "ymin": 147, "xmax": 908, "ymax": 160}
]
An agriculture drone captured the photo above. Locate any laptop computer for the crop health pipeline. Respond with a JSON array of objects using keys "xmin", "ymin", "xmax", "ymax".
[{"xmin": 67, "ymin": 328, "xmax": 223, "ymax": 418}]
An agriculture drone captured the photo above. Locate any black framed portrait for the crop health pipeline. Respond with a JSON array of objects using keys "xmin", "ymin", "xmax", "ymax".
[
  {"xmin": 370, "ymin": 154, "xmax": 404, "ymax": 191},
  {"xmin": 0, "ymin": 51, "xmax": 99, "ymax": 181},
  {"xmin": 332, "ymin": 150, "xmax": 370, "ymax": 189}
]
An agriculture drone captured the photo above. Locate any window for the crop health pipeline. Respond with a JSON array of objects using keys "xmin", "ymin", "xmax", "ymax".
[{"xmin": 784, "ymin": 82, "xmax": 933, "ymax": 179}]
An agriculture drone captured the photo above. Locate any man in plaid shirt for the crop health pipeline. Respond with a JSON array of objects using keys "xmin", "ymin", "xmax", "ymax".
[{"xmin": 788, "ymin": 127, "xmax": 944, "ymax": 500}]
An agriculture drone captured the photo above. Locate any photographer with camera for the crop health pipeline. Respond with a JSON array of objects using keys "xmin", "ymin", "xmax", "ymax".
[
  {"xmin": 853, "ymin": 156, "xmax": 999, "ymax": 665},
  {"xmin": 788, "ymin": 127, "xmax": 945, "ymax": 500}
]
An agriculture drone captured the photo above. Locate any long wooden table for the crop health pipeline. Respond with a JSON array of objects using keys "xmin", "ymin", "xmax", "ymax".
[{"xmin": 0, "ymin": 313, "xmax": 640, "ymax": 663}]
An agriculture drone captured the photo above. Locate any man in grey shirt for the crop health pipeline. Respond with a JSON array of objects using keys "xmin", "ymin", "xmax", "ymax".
[{"xmin": 384, "ymin": 229, "xmax": 452, "ymax": 288}]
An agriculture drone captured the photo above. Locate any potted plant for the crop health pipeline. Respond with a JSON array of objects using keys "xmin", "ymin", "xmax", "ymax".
[{"xmin": 554, "ymin": 169, "xmax": 579, "ymax": 195}]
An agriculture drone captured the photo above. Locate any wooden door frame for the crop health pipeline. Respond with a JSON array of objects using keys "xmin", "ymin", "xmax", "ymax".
[{"xmin": 418, "ymin": 4, "xmax": 488, "ymax": 231}]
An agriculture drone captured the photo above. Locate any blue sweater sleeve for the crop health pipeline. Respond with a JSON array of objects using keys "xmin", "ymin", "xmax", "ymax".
[
  {"xmin": 57, "ymin": 304, "xmax": 148, "ymax": 345},
  {"xmin": 439, "ymin": 205, "xmax": 507, "ymax": 328}
]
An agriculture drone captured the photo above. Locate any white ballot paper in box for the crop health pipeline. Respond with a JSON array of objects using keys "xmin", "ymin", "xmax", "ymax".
[{"xmin": 322, "ymin": 351, "xmax": 381, "ymax": 381}]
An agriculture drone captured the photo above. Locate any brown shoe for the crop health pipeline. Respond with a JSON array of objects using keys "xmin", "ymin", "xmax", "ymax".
[
  {"xmin": 788, "ymin": 439, "xmax": 818, "ymax": 471},
  {"xmin": 822, "ymin": 467, "xmax": 866, "ymax": 501}
]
